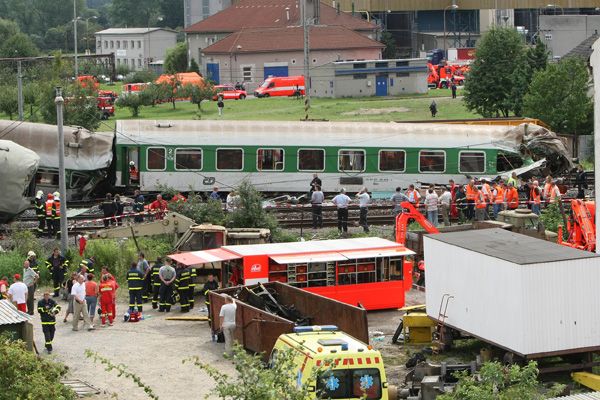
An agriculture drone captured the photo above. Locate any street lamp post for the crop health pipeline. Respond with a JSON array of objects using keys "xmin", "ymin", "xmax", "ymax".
[
  {"xmin": 73, "ymin": 0, "xmax": 78, "ymax": 78},
  {"xmin": 85, "ymin": 16, "xmax": 98, "ymax": 54},
  {"xmin": 443, "ymin": 3, "xmax": 459, "ymax": 56}
]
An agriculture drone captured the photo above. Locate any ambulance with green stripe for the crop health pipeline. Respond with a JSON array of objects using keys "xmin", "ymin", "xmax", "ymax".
[{"xmin": 271, "ymin": 325, "xmax": 389, "ymax": 399}]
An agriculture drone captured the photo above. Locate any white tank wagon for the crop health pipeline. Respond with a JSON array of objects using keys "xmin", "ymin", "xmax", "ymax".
[
  {"xmin": 0, "ymin": 120, "xmax": 114, "ymax": 200},
  {"xmin": 0, "ymin": 140, "xmax": 40, "ymax": 222},
  {"xmin": 114, "ymin": 119, "xmax": 572, "ymax": 194},
  {"xmin": 424, "ymin": 228, "xmax": 600, "ymax": 361}
]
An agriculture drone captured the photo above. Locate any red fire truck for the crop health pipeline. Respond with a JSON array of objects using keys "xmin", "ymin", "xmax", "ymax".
[{"xmin": 169, "ymin": 237, "xmax": 415, "ymax": 310}]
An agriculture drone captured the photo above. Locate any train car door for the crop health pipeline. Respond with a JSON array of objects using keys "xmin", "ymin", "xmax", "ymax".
[{"xmin": 121, "ymin": 146, "xmax": 140, "ymax": 187}]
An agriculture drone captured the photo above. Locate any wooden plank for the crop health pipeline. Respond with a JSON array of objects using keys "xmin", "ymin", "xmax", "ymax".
[{"xmin": 165, "ymin": 316, "xmax": 209, "ymax": 321}]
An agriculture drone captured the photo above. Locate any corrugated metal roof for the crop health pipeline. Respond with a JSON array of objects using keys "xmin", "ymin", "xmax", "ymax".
[
  {"xmin": 426, "ymin": 228, "xmax": 600, "ymax": 265},
  {"xmin": 548, "ymin": 393, "xmax": 600, "ymax": 400},
  {"xmin": 0, "ymin": 300, "xmax": 32, "ymax": 325}
]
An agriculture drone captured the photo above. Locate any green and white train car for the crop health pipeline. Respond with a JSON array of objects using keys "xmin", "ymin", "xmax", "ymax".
[{"xmin": 114, "ymin": 120, "xmax": 541, "ymax": 194}]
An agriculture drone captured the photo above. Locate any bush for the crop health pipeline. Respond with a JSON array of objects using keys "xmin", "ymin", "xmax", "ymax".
[
  {"xmin": 0, "ymin": 251, "xmax": 24, "ymax": 281},
  {"xmin": 124, "ymin": 70, "xmax": 156, "ymax": 84},
  {"xmin": 170, "ymin": 194, "xmax": 226, "ymax": 225},
  {"xmin": 540, "ymin": 203, "xmax": 563, "ymax": 233},
  {"xmin": 0, "ymin": 336, "xmax": 76, "ymax": 400},
  {"xmin": 226, "ymin": 180, "xmax": 278, "ymax": 231},
  {"xmin": 116, "ymin": 91, "xmax": 152, "ymax": 117}
]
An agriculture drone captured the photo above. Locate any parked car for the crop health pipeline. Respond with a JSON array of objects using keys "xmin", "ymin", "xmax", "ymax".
[
  {"xmin": 254, "ymin": 76, "xmax": 305, "ymax": 98},
  {"xmin": 213, "ymin": 85, "xmax": 247, "ymax": 100}
]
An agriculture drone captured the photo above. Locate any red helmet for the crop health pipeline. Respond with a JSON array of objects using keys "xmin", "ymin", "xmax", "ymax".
[{"xmin": 47, "ymin": 193, "xmax": 54, "ymax": 200}]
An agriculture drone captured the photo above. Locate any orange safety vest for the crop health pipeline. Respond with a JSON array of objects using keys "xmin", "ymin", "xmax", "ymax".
[
  {"xmin": 506, "ymin": 188, "xmax": 518, "ymax": 209},
  {"xmin": 465, "ymin": 185, "xmax": 476, "ymax": 201},
  {"xmin": 530, "ymin": 188, "xmax": 541, "ymax": 205},
  {"xmin": 494, "ymin": 187, "xmax": 505, "ymax": 204},
  {"xmin": 549, "ymin": 186, "xmax": 560, "ymax": 203},
  {"xmin": 407, "ymin": 189, "xmax": 420, "ymax": 206},
  {"xmin": 475, "ymin": 190, "xmax": 487, "ymax": 209},
  {"xmin": 543, "ymin": 183, "xmax": 552, "ymax": 198},
  {"xmin": 45, "ymin": 200, "xmax": 54, "ymax": 217},
  {"xmin": 54, "ymin": 200, "xmax": 61, "ymax": 218},
  {"xmin": 483, "ymin": 183, "xmax": 492, "ymax": 201}
]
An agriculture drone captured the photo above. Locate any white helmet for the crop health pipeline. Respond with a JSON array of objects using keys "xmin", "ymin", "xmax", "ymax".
[
  {"xmin": 35, "ymin": 190, "xmax": 44, "ymax": 199},
  {"xmin": 53, "ymin": 192, "xmax": 60, "ymax": 200},
  {"xmin": 129, "ymin": 161, "xmax": 135, "ymax": 166},
  {"xmin": 27, "ymin": 250, "xmax": 36, "ymax": 258}
]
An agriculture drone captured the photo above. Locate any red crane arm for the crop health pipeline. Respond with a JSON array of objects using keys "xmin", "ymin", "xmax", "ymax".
[{"xmin": 395, "ymin": 201, "xmax": 440, "ymax": 245}]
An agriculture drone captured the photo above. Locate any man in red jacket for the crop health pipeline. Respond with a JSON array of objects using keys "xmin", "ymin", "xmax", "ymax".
[{"xmin": 149, "ymin": 194, "xmax": 168, "ymax": 220}]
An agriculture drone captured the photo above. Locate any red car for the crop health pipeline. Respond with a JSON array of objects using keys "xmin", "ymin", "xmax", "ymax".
[{"xmin": 212, "ymin": 85, "xmax": 247, "ymax": 100}]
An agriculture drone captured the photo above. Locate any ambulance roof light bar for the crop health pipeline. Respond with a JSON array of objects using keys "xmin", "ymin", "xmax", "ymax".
[{"xmin": 293, "ymin": 325, "xmax": 338, "ymax": 333}]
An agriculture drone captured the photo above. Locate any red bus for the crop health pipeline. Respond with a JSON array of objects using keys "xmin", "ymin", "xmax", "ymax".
[{"xmin": 169, "ymin": 237, "xmax": 415, "ymax": 310}]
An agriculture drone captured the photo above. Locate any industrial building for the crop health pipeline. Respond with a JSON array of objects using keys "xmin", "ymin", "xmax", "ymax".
[
  {"xmin": 539, "ymin": 15, "xmax": 600, "ymax": 58},
  {"xmin": 311, "ymin": 58, "xmax": 428, "ymax": 97}
]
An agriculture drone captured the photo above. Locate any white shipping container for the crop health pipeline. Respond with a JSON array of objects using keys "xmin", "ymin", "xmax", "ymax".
[{"xmin": 424, "ymin": 229, "xmax": 600, "ymax": 357}]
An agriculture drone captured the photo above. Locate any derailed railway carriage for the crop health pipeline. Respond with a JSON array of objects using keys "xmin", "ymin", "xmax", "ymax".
[{"xmin": 115, "ymin": 119, "xmax": 570, "ymax": 194}]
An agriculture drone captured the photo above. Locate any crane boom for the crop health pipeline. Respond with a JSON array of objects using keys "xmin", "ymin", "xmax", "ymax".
[{"xmin": 395, "ymin": 201, "xmax": 440, "ymax": 246}]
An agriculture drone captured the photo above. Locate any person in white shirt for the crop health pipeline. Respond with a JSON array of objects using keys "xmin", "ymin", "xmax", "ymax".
[
  {"xmin": 8, "ymin": 274, "xmax": 28, "ymax": 313},
  {"xmin": 310, "ymin": 186, "xmax": 324, "ymax": 229},
  {"xmin": 332, "ymin": 188, "xmax": 351, "ymax": 234},
  {"xmin": 71, "ymin": 274, "xmax": 94, "ymax": 331},
  {"xmin": 356, "ymin": 187, "xmax": 370, "ymax": 233},
  {"xmin": 424, "ymin": 188, "xmax": 439, "ymax": 226},
  {"xmin": 219, "ymin": 295, "xmax": 237, "ymax": 355},
  {"xmin": 226, "ymin": 191, "xmax": 238, "ymax": 212},
  {"xmin": 438, "ymin": 186, "xmax": 452, "ymax": 226},
  {"xmin": 406, "ymin": 184, "xmax": 421, "ymax": 205}
]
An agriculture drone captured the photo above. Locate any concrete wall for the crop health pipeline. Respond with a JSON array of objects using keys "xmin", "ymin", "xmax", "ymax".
[
  {"xmin": 184, "ymin": 0, "xmax": 232, "ymax": 28},
  {"xmin": 186, "ymin": 32, "xmax": 230, "ymax": 71},
  {"xmin": 540, "ymin": 15, "xmax": 600, "ymax": 58},
  {"xmin": 96, "ymin": 30, "xmax": 177, "ymax": 71},
  {"xmin": 203, "ymin": 48, "xmax": 382, "ymax": 92},
  {"xmin": 311, "ymin": 58, "xmax": 428, "ymax": 97}
]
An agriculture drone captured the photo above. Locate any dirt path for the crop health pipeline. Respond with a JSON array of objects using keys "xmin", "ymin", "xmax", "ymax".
[{"xmin": 34, "ymin": 298, "xmax": 232, "ymax": 400}]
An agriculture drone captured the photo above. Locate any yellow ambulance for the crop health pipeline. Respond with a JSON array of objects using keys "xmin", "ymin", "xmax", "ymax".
[{"xmin": 270, "ymin": 325, "xmax": 389, "ymax": 399}]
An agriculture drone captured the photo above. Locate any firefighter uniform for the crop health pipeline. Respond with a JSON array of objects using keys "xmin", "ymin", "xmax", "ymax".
[
  {"xmin": 127, "ymin": 266, "xmax": 144, "ymax": 313},
  {"xmin": 45, "ymin": 193, "xmax": 55, "ymax": 237},
  {"xmin": 99, "ymin": 279, "xmax": 115, "ymax": 325},
  {"xmin": 37, "ymin": 297, "xmax": 60, "ymax": 353},
  {"xmin": 79, "ymin": 258, "xmax": 95, "ymax": 275},
  {"xmin": 27, "ymin": 252, "xmax": 40, "ymax": 276},
  {"xmin": 150, "ymin": 260, "xmax": 163, "ymax": 309},
  {"xmin": 158, "ymin": 263, "xmax": 176, "ymax": 312},
  {"xmin": 45, "ymin": 252, "xmax": 69, "ymax": 297},
  {"xmin": 175, "ymin": 267, "xmax": 191, "ymax": 313},
  {"xmin": 188, "ymin": 268, "xmax": 196, "ymax": 309},
  {"xmin": 34, "ymin": 191, "xmax": 45, "ymax": 235},
  {"xmin": 53, "ymin": 192, "xmax": 62, "ymax": 238}
]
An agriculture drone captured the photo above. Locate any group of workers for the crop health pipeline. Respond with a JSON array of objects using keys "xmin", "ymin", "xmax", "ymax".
[{"xmin": 34, "ymin": 190, "xmax": 64, "ymax": 238}]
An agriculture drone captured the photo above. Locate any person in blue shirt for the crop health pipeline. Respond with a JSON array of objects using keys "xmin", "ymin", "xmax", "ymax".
[{"xmin": 209, "ymin": 187, "xmax": 220, "ymax": 201}]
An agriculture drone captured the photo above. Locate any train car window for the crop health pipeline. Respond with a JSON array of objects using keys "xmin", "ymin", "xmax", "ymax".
[
  {"xmin": 338, "ymin": 150, "xmax": 365, "ymax": 172},
  {"xmin": 147, "ymin": 147, "xmax": 166, "ymax": 170},
  {"xmin": 378, "ymin": 150, "xmax": 406, "ymax": 172},
  {"xmin": 418, "ymin": 150, "xmax": 445, "ymax": 173},
  {"xmin": 257, "ymin": 148, "xmax": 284, "ymax": 171},
  {"xmin": 69, "ymin": 172, "xmax": 91, "ymax": 189},
  {"xmin": 36, "ymin": 169, "xmax": 59, "ymax": 186},
  {"xmin": 298, "ymin": 149, "xmax": 325, "ymax": 171},
  {"xmin": 175, "ymin": 148, "xmax": 203, "ymax": 170},
  {"xmin": 496, "ymin": 152, "xmax": 524, "ymax": 172},
  {"xmin": 459, "ymin": 151, "xmax": 486, "ymax": 173},
  {"xmin": 216, "ymin": 148, "xmax": 243, "ymax": 171}
]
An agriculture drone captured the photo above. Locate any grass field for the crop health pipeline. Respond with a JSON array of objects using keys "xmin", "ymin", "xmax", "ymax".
[{"xmin": 2, "ymin": 85, "xmax": 479, "ymax": 131}]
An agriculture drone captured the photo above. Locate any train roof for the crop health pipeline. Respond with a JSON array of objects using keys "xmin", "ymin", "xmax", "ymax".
[
  {"xmin": 0, "ymin": 121, "xmax": 114, "ymax": 171},
  {"xmin": 115, "ymin": 120, "xmax": 534, "ymax": 151},
  {"xmin": 0, "ymin": 140, "xmax": 39, "ymax": 220}
]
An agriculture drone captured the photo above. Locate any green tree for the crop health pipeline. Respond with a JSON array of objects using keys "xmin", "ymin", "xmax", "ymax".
[
  {"xmin": 227, "ymin": 180, "xmax": 278, "ymax": 231},
  {"xmin": 183, "ymin": 83, "xmax": 215, "ymax": 112},
  {"xmin": 0, "ymin": 32, "xmax": 39, "ymax": 57},
  {"xmin": 23, "ymin": 82, "xmax": 39, "ymax": 120},
  {"xmin": 527, "ymin": 37, "xmax": 549, "ymax": 72},
  {"xmin": 463, "ymin": 27, "xmax": 528, "ymax": 117},
  {"xmin": 437, "ymin": 361, "xmax": 564, "ymax": 400},
  {"xmin": 39, "ymin": 83, "xmax": 101, "ymax": 131},
  {"xmin": 0, "ymin": 336, "xmax": 76, "ymax": 400},
  {"xmin": 109, "ymin": 0, "xmax": 159, "ymax": 28},
  {"xmin": 170, "ymin": 193, "xmax": 226, "ymax": 225},
  {"xmin": 0, "ymin": 85, "xmax": 18, "ymax": 119},
  {"xmin": 116, "ymin": 91, "xmax": 152, "ymax": 117},
  {"xmin": 0, "ymin": 17, "xmax": 19, "ymax": 38},
  {"xmin": 381, "ymin": 31, "xmax": 398, "ymax": 59},
  {"xmin": 523, "ymin": 57, "xmax": 592, "ymax": 134},
  {"xmin": 164, "ymin": 42, "xmax": 188, "ymax": 74},
  {"xmin": 188, "ymin": 58, "xmax": 200, "ymax": 74},
  {"xmin": 142, "ymin": 82, "xmax": 171, "ymax": 107}
]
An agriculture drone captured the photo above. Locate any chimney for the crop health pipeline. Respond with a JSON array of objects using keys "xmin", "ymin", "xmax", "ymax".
[{"xmin": 285, "ymin": 6, "xmax": 290, "ymax": 21}]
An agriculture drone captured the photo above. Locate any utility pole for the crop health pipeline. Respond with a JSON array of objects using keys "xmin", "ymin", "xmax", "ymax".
[
  {"xmin": 17, "ymin": 60, "xmax": 23, "ymax": 121},
  {"xmin": 55, "ymin": 88, "xmax": 69, "ymax": 254},
  {"xmin": 302, "ymin": 0, "xmax": 311, "ymax": 121},
  {"xmin": 591, "ymin": 39, "xmax": 600, "ymax": 254},
  {"xmin": 73, "ymin": 0, "xmax": 79, "ymax": 78}
]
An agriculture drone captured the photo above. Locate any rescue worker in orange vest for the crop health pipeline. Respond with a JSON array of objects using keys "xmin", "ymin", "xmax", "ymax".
[
  {"xmin": 99, "ymin": 274, "xmax": 115, "ymax": 326},
  {"xmin": 52, "ymin": 192, "xmax": 62, "ymax": 238},
  {"xmin": 543, "ymin": 175, "xmax": 553, "ymax": 204},
  {"xmin": 129, "ymin": 161, "xmax": 139, "ymax": 185},
  {"xmin": 548, "ymin": 181, "xmax": 561, "ymax": 205},
  {"xmin": 406, "ymin": 184, "xmax": 421, "ymax": 207},
  {"xmin": 505, "ymin": 182, "xmax": 519, "ymax": 210},
  {"xmin": 480, "ymin": 178, "xmax": 493, "ymax": 219},
  {"xmin": 149, "ymin": 194, "xmax": 168, "ymax": 220},
  {"xmin": 45, "ymin": 193, "xmax": 55, "ymax": 238},
  {"xmin": 530, "ymin": 181, "xmax": 542, "ymax": 215},
  {"xmin": 474, "ymin": 188, "xmax": 487, "ymax": 221},
  {"xmin": 492, "ymin": 181, "xmax": 505, "ymax": 220},
  {"xmin": 34, "ymin": 190, "xmax": 46, "ymax": 236},
  {"xmin": 464, "ymin": 180, "xmax": 477, "ymax": 220}
]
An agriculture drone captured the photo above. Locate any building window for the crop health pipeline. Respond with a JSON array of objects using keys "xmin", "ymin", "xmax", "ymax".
[
  {"xmin": 138, "ymin": 59, "xmax": 142, "ymax": 67},
  {"xmin": 110, "ymin": 41, "xmax": 114, "ymax": 49},
  {"xmin": 96, "ymin": 41, "xmax": 101, "ymax": 49},
  {"xmin": 216, "ymin": 148, "xmax": 243, "ymax": 170},
  {"xmin": 375, "ymin": 62, "xmax": 388, "ymax": 68},
  {"xmin": 147, "ymin": 147, "xmax": 166, "ymax": 170},
  {"xmin": 131, "ymin": 40, "xmax": 135, "ymax": 48},
  {"xmin": 298, "ymin": 149, "xmax": 325, "ymax": 171},
  {"xmin": 396, "ymin": 61, "xmax": 409, "ymax": 67},
  {"xmin": 242, "ymin": 66, "xmax": 252, "ymax": 82},
  {"xmin": 138, "ymin": 40, "xmax": 142, "ymax": 48},
  {"xmin": 419, "ymin": 150, "xmax": 446, "ymax": 173},
  {"xmin": 123, "ymin": 41, "xmax": 128, "ymax": 49},
  {"xmin": 353, "ymin": 63, "xmax": 367, "ymax": 69},
  {"xmin": 459, "ymin": 151, "xmax": 486, "ymax": 173},
  {"xmin": 175, "ymin": 148, "xmax": 203, "ymax": 170},
  {"xmin": 379, "ymin": 150, "xmax": 406, "ymax": 172},
  {"xmin": 338, "ymin": 150, "xmax": 365, "ymax": 172},
  {"xmin": 104, "ymin": 40, "xmax": 108, "ymax": 48},
  {"xmin": 396, "ymin": 72, "xmax": 409, "ymax": 77},
  {"xmin": 257, "ymin": 148, "xmax": 284, "ymax": 171},
  {"xmin": 202, "ymin": 0, "xmax": 210, "ymax": 18},
  {"xmin": 116, "ymin": 40, "xmax": 120, "ymax": 49},
  {"xmin": 353, "ymin": 74, "xmax": 367, "ymax": 79}
]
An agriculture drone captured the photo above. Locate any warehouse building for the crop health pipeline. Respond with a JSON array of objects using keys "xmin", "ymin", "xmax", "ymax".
[{"xmin": 311, "ymin": 58, "xmax": 428, "ymax": 97}]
